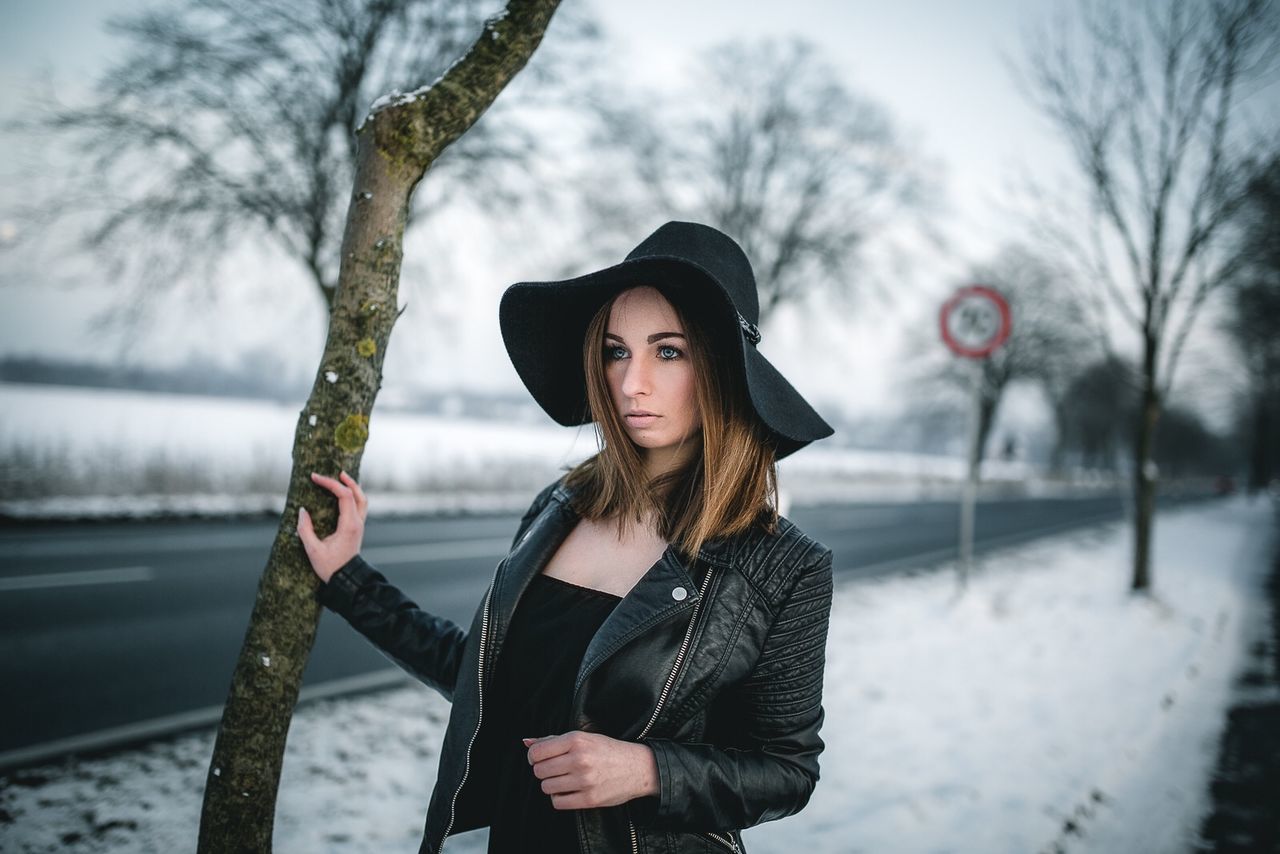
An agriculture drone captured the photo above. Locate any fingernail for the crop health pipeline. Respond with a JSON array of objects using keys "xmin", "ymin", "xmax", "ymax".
[{"xmin": 522, "ymin": 737, "xmax": 534, "ymax": 746}]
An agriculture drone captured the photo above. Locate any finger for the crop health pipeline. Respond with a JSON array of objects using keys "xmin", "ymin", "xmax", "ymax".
[
  {"xmin": 307, "ymin": 474, "xmax": 361, "ymax": 534},
  {"xmin": 530, "ymin": 754, "xmax": 576, "ymax": 780},
  {"xmin": 310, "ymin": 471, "xmax": 355, "ymax": 501},
  {"xmin": 312, "ymin": 472, "xmax": 358, "ymax": 524},
  {"xmin": 335, "ymin": 487, "xmax": 361, "ymax": 532},
  {"xmin": 539, "ymin": 774, "xmax": 579, "ymax": 796},
  {"xmin": 296, "ymin": 507, "xmax": 315, "ymax": 546},
  {"xmin": 340, "ymin": 470, "xmax": 365, "ymax": 501},
  {"xmin": 548, "ymin": 791, "xmax": 587, "ymax": 811},
  {"xmin": 526, "ymin": 734, "xmax": 573, "ymax": 764},
  {"xmin": 340, "ymin": 471, "xmax": 368, "ymax": 516}
]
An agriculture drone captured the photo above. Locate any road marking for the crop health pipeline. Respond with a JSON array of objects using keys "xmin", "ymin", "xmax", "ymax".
[
  {"xmin": 1, "ymin": 539, "xmax": 511, "ymax": 591},
  {"xmin": 0, "ymin": 566, "xmax": 155, "ymax": 592}
]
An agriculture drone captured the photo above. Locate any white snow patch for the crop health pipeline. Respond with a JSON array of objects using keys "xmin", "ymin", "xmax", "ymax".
[
  {"xmin": 324, "ymin": 371, "xmax": 338, "ymax": 383},
  {"xmin": 0, "ymin": 383, "xmax": 1125, "ymax": 522},
  {"xmin": 359, "ymin": 51, "xmax": 467, "ymax": 131}
]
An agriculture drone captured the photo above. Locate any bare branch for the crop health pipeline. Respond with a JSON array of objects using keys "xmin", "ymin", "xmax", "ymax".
[
  {"xmin": 578, "ymin": 36, "xmax": 935, "ymax": 325},
  {"xmin": 7, "ymin": 0, "xmax": 599, "ymax": 341}
]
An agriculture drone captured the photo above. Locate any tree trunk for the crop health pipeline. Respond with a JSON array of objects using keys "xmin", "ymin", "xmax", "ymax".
[
  {"xmin": 197, "ymin": 2, "xmax": 561, "ymax": 850},
  {"xmin": 1248, "ymin": 391, "xmax": 1270, "ymax": 494},
  {"xmin": 1130, "ymin": 332, "xmax": 1161, "ymax": 593},
  {"xmin": 974, "ymin": 390, "xmax": 999, "ymax": 473},
  {"xmin": 1048, "ymin": 402, "xmax": 1069, "ymax": 477}
]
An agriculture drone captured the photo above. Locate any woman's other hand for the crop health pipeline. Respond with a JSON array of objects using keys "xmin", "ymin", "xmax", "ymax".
[
  {"xmin": 297, "ymin": 470, "xmax": 368, "ymax": 583},
  {"xmin": 523, "ymin": 731, "xmax": 660, "ymax": 809}
]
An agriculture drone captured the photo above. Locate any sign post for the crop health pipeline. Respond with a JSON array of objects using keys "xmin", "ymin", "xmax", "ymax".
[{"xmin": 939, "ymin": 285, "xmax": 1012, "ymax": 586}]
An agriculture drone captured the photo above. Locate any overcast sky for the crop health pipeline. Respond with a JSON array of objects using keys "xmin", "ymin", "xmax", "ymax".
[{"xmin": 0, "ymin": 0, "xmax": 1252, "ymax": 427}]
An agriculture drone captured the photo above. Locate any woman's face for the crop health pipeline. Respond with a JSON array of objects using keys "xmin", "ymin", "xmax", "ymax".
[{"xmin": 604, "ymin": 286, "xmax": 701, "ymax": 473}]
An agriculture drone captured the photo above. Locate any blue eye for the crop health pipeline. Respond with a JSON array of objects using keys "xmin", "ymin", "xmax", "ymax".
[
  {"xmin": 658, "ymin": 345, "xmax": 683, "ymax": 360},
  {"xmin": 605, "ymin": 343, "xmax": 683, "ymax": 361}
]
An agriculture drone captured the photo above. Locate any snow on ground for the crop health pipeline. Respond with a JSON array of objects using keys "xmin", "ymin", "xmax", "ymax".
[
  {"xmin": 0, "ymin": 496, "xmax": 1271, "ymax": 854},
  {"xmin": 0, "ymin": 382, "xmax": 1116, "ymax": 520},
  {"xmin": 746, "ymin": 496, "xmax": 1273, "ymax": 854}
]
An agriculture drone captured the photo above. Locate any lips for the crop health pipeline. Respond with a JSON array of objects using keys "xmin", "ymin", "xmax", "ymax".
[{"xmin": 625, "ymin": 412, "xmax": 660, "ymax": 426}]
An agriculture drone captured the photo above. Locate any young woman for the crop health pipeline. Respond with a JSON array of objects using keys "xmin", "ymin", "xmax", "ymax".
[{"xmin": 298, "ymin": 221, "xmax": 836, "ymax": 854}]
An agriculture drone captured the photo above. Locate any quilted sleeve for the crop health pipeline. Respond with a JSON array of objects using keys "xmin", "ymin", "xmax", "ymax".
[{"xmin": 634, "ymin": 543, "xmax": 835, "ymax": 831}]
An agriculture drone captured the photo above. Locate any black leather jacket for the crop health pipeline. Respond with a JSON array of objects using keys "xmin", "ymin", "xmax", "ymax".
[{"xmin": 317, "ymin": 477, "xmax": 834, "ymax": 854}]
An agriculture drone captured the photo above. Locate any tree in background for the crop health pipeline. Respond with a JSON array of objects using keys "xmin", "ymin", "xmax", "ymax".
[
  {"xmin": 906, "ymin": 243, "xmax": 1096, "ymax": 475},
  {"xmin": 8, "ymin": 0, "xmax": 596, "ymax": 338},
  {"xmin": 195, "ymin": 1, "xmax": 563, "ymax": 849},
  {"xmin": 1222, "ymin": 154, "xmax": 1280, "ymax": 492},
  {"xmin": 1017, "ymin": 0, "xmax": 1280, "ymax": 591},
  {"xmin": 579, "ymin": 36, "xmax": 938, "ymax": 324},
  {"xmin": 1055, "ymin": 354, "xmax": 1140, "ymax": 473},
  {"xmin": 1153, "ymin": 405, "xmax": 1236, "ymax": 478}
]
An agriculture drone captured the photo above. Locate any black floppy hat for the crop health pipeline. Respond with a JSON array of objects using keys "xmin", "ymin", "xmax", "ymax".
[{"xmin": 499, "ymin": 221, "xmax": 834, "ymax": 460}]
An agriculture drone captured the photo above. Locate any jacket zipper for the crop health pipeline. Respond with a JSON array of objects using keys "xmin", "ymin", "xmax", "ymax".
[
  {"xmin": 705, "ymin": 830, "xmax": 741, "ymax": 852},
  {"xmin": 437, "ymin": 581, "xmax": 494, "ymax": 853},
  {"xmin": 629, "ymin": 565, "xmax": 718, "ymax": 854}
]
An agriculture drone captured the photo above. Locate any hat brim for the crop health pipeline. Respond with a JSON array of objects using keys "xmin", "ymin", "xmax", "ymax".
[{"xmin": 500, "ymin": 256, "xmax": 833, "ymax": 460}]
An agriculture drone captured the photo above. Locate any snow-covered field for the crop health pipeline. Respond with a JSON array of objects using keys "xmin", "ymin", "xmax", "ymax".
[
  {"xmin": 0, "ymin": 495, "xmax": 1271, "ymax": 854},
  {"xmin": 0, "ymin": 382, "xmax": 1115, "ymax": 520}
]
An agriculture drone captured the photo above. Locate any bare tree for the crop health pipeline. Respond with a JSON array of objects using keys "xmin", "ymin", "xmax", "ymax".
[
  {"xmin": 195, "ymin": 1, "xmax": 562, "ymax": 849},
  {"xmin": 1016, "ymin": 0, "xmax": 1280, "ymax": 591},
  {"xmin": 6, "ymin": 0, "xmax": 595, "ymax": 340},
  {"xmin": 579, "ymin": 36, "xmax": 937, "ymax": 324}
]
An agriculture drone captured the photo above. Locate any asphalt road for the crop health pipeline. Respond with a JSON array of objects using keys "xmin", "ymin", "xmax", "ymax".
[{"xmin": 0, "ymin": 492, "xmax": 1183, "ymax": 768}]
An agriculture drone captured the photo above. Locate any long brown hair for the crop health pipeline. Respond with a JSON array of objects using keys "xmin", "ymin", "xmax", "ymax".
[{"xmin": 562, "ymin": 284, "xmax": 779, "ymax": 560}]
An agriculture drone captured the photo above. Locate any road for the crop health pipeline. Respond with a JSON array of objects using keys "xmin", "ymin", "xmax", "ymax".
[{"xmin": 0, "ymin": 492, "xmax": 1163, "ymax": 768}]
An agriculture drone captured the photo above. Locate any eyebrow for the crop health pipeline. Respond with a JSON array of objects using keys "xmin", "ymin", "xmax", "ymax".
[{"xmin": 604, "ymin": 331, "xmax": 686, "ymax": 344}]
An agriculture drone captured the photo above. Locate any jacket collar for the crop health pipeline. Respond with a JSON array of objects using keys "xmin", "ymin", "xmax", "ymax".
[{"xmin": 488, "ymin": 480, "xmax": 731, "ymax": 695}]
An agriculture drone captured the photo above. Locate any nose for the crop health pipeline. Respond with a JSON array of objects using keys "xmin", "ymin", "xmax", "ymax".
[{"xmin": 620, "ymin": 356, "xmax": 652, "ymax": 398}]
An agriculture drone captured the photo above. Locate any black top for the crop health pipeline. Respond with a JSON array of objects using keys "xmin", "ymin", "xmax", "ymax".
[{"xmin": 486, "ymin": 572, "xmax": 622, "ymax": 854}]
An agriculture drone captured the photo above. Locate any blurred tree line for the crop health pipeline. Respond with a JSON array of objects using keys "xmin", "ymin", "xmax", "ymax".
[{"xmin": 1223, "ymin": 154, "xmax": 1280, "ymax": 492}]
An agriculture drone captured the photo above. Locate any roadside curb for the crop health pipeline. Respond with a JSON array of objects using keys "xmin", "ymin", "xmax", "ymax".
[{"xmin": 0, "ymin": 669, "xmax": 412, "ymax": 774}]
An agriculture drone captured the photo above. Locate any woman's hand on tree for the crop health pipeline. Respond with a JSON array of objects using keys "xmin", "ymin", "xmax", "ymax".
[
  {"xmin": 523, "ymin": 730, "xmax": 660, "ymax": 810},
  {"xmin": 297, "ymin": 470, "xmax": 368, "ymax": 583}
]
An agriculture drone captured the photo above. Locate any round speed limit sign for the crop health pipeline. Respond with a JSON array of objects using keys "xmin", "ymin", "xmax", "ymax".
[{"xmin": 940, "ymin": 285, "xmax": 1011, "ymax": 358}]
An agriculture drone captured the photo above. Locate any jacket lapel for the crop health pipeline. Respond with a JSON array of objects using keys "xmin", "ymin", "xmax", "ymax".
[
  {"xmin": 574, "ymin": 543, "xmax": 699, "ymax": 695},
  {"xmin": 487, "ymin": 484, "xmax": 578, "ymax": 656},
  {"xmin": 487, "ymin": 481, "xmax": 703, "ymax": 695}
]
